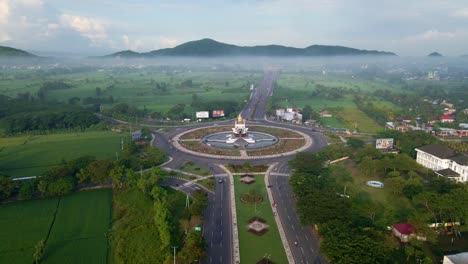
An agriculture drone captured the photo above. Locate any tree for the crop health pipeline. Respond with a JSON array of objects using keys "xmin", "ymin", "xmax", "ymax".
[
  {"xmin": 77, "ymin": 159, "xmax": 114, "ymax": 184},
  {"xmin": 347, "ymin": 138, "xmax": 365, "ymax": 150},
  {"xmin": 385, "ymin": 177, "xmax": 405, "ymax": 195},
  {"xmin": 33, "ymin": 239, "xmax": 45, "ymax": 264},
  {"xmin": 320, "ymin": 221, "xmax": 390, "ymax": 264},
  {"xmin": 0, "ymin": 176, "xmax": 14, "ymax": 199},
  {"xmin": 289, "ymin": 152, "xmax": 326, "ymax": 175},
  {"xmin": 18, "ymin": 180, "xmax": 35, "ymax": 200},
  {"xmin": 177, "ymin": 231, "xmax": 207, "ymax": 263},
  {"xmin": 154, "ymin": 199, "xmax": 172, "ymax": 249},
  {"xmin": 302, "ymin": 105, "xmax": 319, "ymax": 120},
  {"xmin": 110, "ymin": 165, "xmax": 125, "ymax": 188},
  {"xmin": 191, "ymin": 190, "xmax": 208, "ymax": 216}
]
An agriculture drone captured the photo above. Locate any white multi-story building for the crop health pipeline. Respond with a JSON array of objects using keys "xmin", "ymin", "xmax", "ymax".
[{"xmin": 415, "ymin": 144, "xmax": 468, "ymax": 183}]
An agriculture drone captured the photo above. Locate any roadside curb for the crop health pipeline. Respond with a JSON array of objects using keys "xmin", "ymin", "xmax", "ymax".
[
  {"xmin": 265, "ymin": 164, "xmax": 295, "ymax": 264},
  {"xmin": 218, "ymin": 164, "xmax": 241, "ymax": 264}
]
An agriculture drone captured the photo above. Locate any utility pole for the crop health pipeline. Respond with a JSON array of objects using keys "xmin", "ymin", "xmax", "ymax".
[
  {"xmin": 172, "ymin": 246, "xmax": 177, "ymax": 264},
  {"xmin": 185, "ymin": 194, "xmax": 190, "ymax": 208}
]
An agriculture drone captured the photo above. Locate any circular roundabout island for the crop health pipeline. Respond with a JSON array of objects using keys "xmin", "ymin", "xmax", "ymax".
[{"xmin": 173, "ymin": 115, "xmax": 312, "ymax": 159}]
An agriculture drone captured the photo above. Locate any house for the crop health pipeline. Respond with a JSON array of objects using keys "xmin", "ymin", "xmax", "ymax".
[
  {"xmin": 391, "ymin": 223, "xmax": 426, "ymax": 242},
  {"xmin": 440, "ymin": 115, "xmax": 455, "ymax": 123},
  {"xmin": 319, "ymin": 110, "xmax": 332, "ymax": 118},
  {"xmin": 443, "ymin": 252, "xmax": 468, "ymax": 264},
  {"xmin": 441, "ymin": 100, "xmax": 455, "ymax": 109},
  {"xmin": 276, "ymin": 108, "xmax": 303, "ymax": 123},
  {"xmin": 415, "ymin": 144, "xmax": 468, "ymax": 183},
  {"xmin": 131, "ymin": 130, "xmax": 142, "ymax": 140},
  {"xmin": 386, "ymin": 121, "xmax": 411, "ymax": 132}
]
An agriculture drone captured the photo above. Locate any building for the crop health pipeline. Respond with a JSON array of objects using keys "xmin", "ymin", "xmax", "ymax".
[
  {"xmin": 440, "ymin": 115, "xmax": 455, "ymax": 123},
  {"xmin": 275, "ymin": 108, "xmax": 302, "ymax": 122},
  {"xmin": 385, "ymin": 121, "xmax": 411, "ymax": 132},
  {"xmin": 391, "ymin": 223, "xmax": 426, "ymax": 242},
  {"xmin": 415, "ymin": 144, "xmax": 468, "ymax": 183},
  {"xmin": 443, "ymin": 252, "xmax": 468, "ymax": 264},
  {"xmin": 319, "ymin": 110, "xmax": 332, "ymax": 118}
]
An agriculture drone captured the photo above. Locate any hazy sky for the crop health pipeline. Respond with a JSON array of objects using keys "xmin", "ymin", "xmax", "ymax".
[{"xmin": 1, "ymin": 0, "xmax": 468, "ymax": 56}]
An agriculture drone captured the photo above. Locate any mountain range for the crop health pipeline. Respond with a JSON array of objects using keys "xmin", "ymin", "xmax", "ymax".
[
  {"xmin": 104, "ymin": 38, "xmax": 397, "ymax": 58},
  {"xmin": 0, "ymin": 46, "xmax": 37, "ymax": 57}
]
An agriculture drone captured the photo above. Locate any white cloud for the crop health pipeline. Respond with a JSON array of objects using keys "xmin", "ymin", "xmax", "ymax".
[
  {"xmin": 60, "ymin": 14, "xmax": 108, "ymax": 46},
  {"xmin": 0, "ymin": 0, "xmax": 10, "ymax": 24},
  {"xmin": 17, "ymin": 0, "xmax": 43, "ymax": 9},
  {"xmin": 159, "ymin": 37, "xmax": 178, "ymax": 48},
  {"xmin": 452, "ymin": 8, "xmax": 468, "ymax": 17},
  {"xmin": 122, "ymin": 34, "xmax": 143, "ymax": 51},
  {"xmin": 404, "ymin": 30, "xmax": 458, "ymax": 42}
]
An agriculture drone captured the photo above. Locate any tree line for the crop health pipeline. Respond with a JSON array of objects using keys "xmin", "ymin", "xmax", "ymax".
[
  {"xmin": 0, "ymin": 95, "xmax": 99, "ymax": 135},
  {"xmin": 289, "ymin": 137, "xmax": 467, "ymax": 263}
]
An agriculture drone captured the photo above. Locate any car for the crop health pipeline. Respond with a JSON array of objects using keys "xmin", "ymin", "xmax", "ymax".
[{"xmin": 218, "ymin": 179, "xmax": 223, "ymax": 183}]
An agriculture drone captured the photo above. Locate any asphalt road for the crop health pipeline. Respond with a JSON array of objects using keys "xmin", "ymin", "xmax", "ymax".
[
  {"xmin": 101, "ymin": 70, "xmax": 328, "ymax": 264},
  {"xmin": 269, "ymin": 172, "xmax": 326, "ymax": 264},
  {"xmin": 162, "ymin": 175, "xmax": 232, "ymax": 264}
]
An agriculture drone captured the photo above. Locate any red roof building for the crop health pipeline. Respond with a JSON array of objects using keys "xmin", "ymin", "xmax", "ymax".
[
  {"xmin": 440, "ymin": 115, "xmax": 455, "ymax": 123},
  {"xmin": 392, "ymin": 223, "xmax": 426, "ymax": 242}
]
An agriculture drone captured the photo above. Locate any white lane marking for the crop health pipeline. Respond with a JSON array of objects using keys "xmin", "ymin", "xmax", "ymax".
[
  {"xmin": 301, "ymin": 247, "xmax": 305, "ymax": 255},
  {"xmin": 287, "ymin": 215, "xmax": 291, "ymax": 220},
  {"xmin": 291, "ymin": 225, "xmax": 295, "ymax": 231}
]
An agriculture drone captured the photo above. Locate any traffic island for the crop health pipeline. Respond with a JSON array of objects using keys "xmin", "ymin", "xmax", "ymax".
[
  {"xmin": 172, "ymin": 124, "xmax": 312, "ymax": 160},
  {"xmin": 233, "ymin": 174, "xmax": 288, "ymax": 263}
]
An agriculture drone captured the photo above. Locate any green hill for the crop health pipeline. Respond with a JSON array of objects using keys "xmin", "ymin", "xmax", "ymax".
[
  {"xmin": 104, "ymin": 38, "xmax": 396, "ymax": 58},
  {"xmin": 0, "ymin": 45, "xmax": 37, "ymax": 57},
  {"xmin": 428, "ymin": 52, "xmax": 443, "ymax": 57}
]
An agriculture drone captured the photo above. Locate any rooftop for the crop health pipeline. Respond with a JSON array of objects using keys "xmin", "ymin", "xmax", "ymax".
[
  {"xmin": 393, "ymin": 223, "xmax": 415, "ymax": 235},
  {"xmin": 436, "ymin": 168, "xmax": 460, "ymax": 178},
  {"xmin": 450, "ymin": 154, "xmax": 468, "ymax": 166},
  {"xmin": 417, "ymin": 144, "xmax": 456, "ymax": 159}
]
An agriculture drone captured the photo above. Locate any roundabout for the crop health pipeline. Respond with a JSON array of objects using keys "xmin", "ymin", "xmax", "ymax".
[{"xmin": 172, "ymin": 115, "xmax": 313, "ymax": 160}]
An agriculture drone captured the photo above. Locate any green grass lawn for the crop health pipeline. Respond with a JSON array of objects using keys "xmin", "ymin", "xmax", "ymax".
[
  {"xmin": 179, "ymin": 162, "xmax": 211, "ymax": 176},
  {"xmin": 0, "ymin": 197, "xmax": 58, "ymax": 264},
  {"xmin": 0, "ymin": 131, "xmax": 129, "ymax": 177},
  {"xmin": 233, "ymin": 175, "xmax": 287, "ymax": 264},
  {"xmin": 331, "ymin": 160, "xmax": 411, "ymax": 214},
  {"xmin": 0, "ymin": 189, "xmax": 112, "ymax": 264},
  {"xmin": 0, "ymin": 70, "xmax": 258, "ymax": 115},
  {"xmin": 336, "ymin": 108, "xmax": 383, "ymax": 133}
]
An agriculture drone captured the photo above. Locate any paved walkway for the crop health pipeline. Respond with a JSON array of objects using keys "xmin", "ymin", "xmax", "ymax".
[
  {"xmin": 265, "ymin": 164, "xmax": 295, "ymax": 264},
  {"xmin": 161, "ymin": 167, "xmax": 205, "ymax": 179},
  {"xmin": 218, "ymin": 164, "xmax": 241, "ymax": 264}
]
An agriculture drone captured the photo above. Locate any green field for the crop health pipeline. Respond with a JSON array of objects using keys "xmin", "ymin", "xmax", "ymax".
[
  {"xmin": 0, "ymin": 189, "xmax": 112, "ymax": 264},
  {"xmin": 234, "ymin": 175, "xmax": 287, "ymax": 264},
  {"xmin": 0, "ymin": 131, "xmax": 129, "ymax": 177},
  {"xmin": 0, "ymin": 70, "xmax": 258, "ymax": 115}
]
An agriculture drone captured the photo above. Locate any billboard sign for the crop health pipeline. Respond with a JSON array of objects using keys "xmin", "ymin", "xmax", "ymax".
[
  {"xmin": 376, "ymin": 138, "xmax": 394, "ymax": 149},
  {"xmin": 196, "ymin": 111, "xmax": 209, "ymax": 119},
  {"xmin": 212, "ymin": 110, "xmax": 225, "ymax": 117}
]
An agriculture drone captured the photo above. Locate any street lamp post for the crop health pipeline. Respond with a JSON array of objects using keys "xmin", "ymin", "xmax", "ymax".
[{"xmin": 172, "ymin": 246, "xmax": 177, "ymax": 264}]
